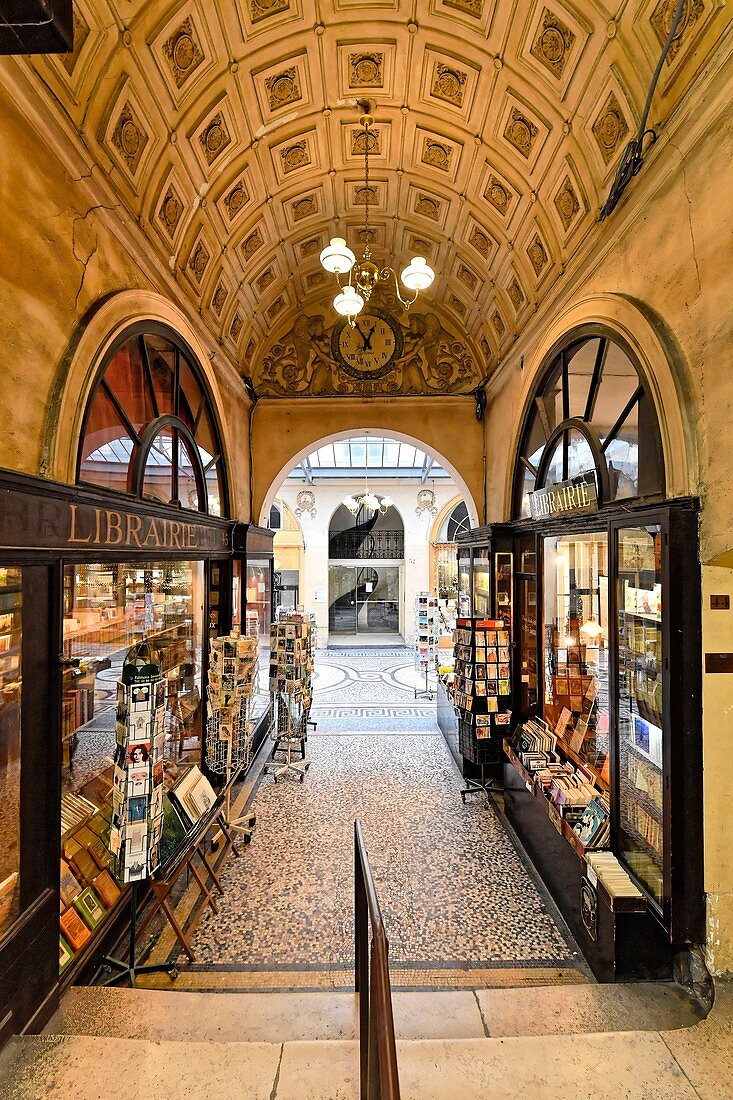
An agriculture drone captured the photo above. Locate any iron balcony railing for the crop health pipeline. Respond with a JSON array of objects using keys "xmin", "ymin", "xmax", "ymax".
[{"xmin": 329, "ymin": 530, "xmax": 404, "ymax": 560}]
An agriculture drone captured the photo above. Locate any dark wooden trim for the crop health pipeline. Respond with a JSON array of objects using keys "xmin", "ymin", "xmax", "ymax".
[{"xmin": 0, "ymin": 468, "xmax": 231, "ymax": 555}]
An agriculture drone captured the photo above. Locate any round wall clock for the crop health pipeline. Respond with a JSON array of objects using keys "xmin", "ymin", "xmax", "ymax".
[{"xmin": 330, "ymin": 307, "xmax": 404, "ymax": 380}]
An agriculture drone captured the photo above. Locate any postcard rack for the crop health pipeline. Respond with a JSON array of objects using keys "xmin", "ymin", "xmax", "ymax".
[
  {"xmin": 452, "ymin": 617, "xmax": 512, "ymax": 805},
  {"xmin": 205, "ymin": 628, "xmax": 259, "ymax": 840},
  {"xmin": 265, "ymin": 613, "xmax": 314, "ymax": 783}
]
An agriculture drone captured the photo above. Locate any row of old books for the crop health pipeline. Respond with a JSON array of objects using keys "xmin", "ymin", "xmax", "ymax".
[{"xmin": 510, "ymin": 718, "xmax": 610, "ymax": 849}]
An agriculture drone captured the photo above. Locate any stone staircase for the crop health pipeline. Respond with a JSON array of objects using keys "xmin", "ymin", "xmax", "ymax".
[{"xmin": 0, "ymin": 982, "xmax": 727, "ymax": 1099}]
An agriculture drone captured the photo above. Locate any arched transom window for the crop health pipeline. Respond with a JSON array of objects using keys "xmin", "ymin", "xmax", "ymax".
[
  {"xmin": 78, "ymin": 327, "xmax": 228, "ymax": 516},
  {"xmin": 513, "ymin": 332, "xmax": 665, "ymax": 519}
]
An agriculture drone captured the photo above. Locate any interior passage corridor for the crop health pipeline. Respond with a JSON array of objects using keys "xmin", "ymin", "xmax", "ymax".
[{"xmin": 148, "ymin": 648, "xmax": 588, "ymax": 991}]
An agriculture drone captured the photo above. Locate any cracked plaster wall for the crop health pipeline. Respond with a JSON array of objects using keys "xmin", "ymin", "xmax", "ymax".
[{"xmin": 0, "ymin": 79, "xmax": 251, "ymax": 517}]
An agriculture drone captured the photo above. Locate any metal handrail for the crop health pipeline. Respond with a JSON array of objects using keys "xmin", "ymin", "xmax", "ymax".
[{"xmin": 354, "ymin": 820, "xmax": 401, "ymax": 1100}]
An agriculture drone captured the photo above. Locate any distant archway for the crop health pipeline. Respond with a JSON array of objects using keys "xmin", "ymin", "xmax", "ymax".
[{"xmin": 257, "ymin": 424, "xmax": 480, "ymax": 528}]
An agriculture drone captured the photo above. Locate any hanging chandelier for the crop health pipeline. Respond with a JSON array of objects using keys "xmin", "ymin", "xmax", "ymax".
[
  {"xmin": 342, "ymin": 437, "xmax": 394, "ymax": 517},
  {"xmin": 320, "ymin": 101, "xmax": 436, "ymax": 324}
]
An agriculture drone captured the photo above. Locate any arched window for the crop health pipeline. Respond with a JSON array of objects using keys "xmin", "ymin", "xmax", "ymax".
[
  {"xmin": 269, "ymin": 502, "xmax": 283, "ymax": 530},
  {"xmin": 443, "ymin": 501, "xmax": 471, "ymax": 541},
  {"xmin": 78, "ymin": 326, "xmax": 228, "ymax": 516},
  {"xmin": 513, "ymin": 332, "xmax": 665, "ymax": 519}
]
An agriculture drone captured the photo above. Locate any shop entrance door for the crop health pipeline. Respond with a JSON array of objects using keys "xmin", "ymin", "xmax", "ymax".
[{"xmin": 328, "ymin": 564, "xmax": 400, "ymax": 634}]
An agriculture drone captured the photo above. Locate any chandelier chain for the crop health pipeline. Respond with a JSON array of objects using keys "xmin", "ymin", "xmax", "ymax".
[{"xmin": 363, "ymin": 118, "xmax": 370, "ymax": 245}]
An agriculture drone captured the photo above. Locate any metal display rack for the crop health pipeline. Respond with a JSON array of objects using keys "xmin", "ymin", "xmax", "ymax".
[
  {"xmin": 413, "ymin": 592, "xmax": 438, "ymax": 700},
  {"xmin": 205, "ymin": 629, "xmax": 259, "ymax": 841},
  {"xmin": 264, "ymin": 613, "xmax": 316, "ymax": 783}
]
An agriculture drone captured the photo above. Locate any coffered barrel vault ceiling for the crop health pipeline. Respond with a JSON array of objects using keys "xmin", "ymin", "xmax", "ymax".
[{"xmin": 31, "ymin": 0, "xmax": 724, "ymax": 385}]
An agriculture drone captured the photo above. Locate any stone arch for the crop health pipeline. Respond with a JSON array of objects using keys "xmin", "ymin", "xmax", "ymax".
[
  {"xmin": 501, "ymin": 294, "xmax": 699, "ymax": 518},
  {"xmin": 42, "ymin": 289, "xmax": 237, "ymax": 505},
  {"xmin": 255, "ymin": 414, "xmax": 482, "ymax": 528},
  {"xmin": 429, "ymin": 494, "xmax": 467, "ymax": 544}
]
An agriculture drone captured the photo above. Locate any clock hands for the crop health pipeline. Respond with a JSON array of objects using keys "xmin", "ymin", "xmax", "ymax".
[{"xmin": 354, "ymin": 321, "xmax": 377, "ymax": 350}]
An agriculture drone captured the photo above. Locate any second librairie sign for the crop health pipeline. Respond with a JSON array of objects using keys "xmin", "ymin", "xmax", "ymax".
[{"xmin": 528, "ymin": 474, "xmax": 597, "ymax": 521}]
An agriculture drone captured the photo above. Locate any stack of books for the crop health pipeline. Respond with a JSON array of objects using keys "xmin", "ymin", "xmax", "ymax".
[
  {"xmin": 573, "ymin": 796, "xmax": 611, "ymax": 848},
  {"xmin": 585, "ymin": 851, "xmax": 644, "ymax": 899}
]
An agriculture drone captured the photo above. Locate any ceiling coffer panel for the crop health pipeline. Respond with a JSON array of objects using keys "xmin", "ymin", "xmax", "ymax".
[{"xmin": 28, "ymin": 0, "xmax": 729, "ymax": 387}]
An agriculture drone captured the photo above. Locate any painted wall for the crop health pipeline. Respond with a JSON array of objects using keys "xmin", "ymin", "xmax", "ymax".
[
  {"xmin": 274, "ymin": 478, "xmax": 460, "ymax": 644},
  {"xmin": 0, "ymin": 74, "xmax": 252, "ymax": 520},
  {"xmin": 251, "ymin": 398, "xmax": 485, "ymax": 528}
]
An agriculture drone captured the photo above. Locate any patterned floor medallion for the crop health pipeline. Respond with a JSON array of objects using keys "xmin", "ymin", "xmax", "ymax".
[{"xmin": 140, "ymin": 650, "xmax": 589, "ymax": 990}]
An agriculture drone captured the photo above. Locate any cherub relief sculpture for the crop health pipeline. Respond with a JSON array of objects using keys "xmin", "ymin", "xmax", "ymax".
[{"xmin": 252, "ymin": 305, "xmax": 482, "ymax": 397}]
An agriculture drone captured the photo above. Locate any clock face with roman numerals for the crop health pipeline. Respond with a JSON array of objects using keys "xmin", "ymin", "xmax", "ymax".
[{"xmin": 331, "ymin": 307, "xmax": 404, "ymax": 379}]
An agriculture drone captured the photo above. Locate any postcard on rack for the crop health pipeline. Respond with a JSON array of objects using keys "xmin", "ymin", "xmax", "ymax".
[
  {"xmin": 130, "ymin": 683, "xmax": 152, "ymax": 711},
  {"xmin": 127, "ymin": 742, "xmax": 151, "ymax": 767},
  {"xmin": 127, "ymin": 796, "xmax": 148, "ymax": 824}
]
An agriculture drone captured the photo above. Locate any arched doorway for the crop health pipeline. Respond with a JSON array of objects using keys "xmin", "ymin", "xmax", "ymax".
[{"xmin": 328, "ymin": 501, "xmax": 405, "ymax": 636}]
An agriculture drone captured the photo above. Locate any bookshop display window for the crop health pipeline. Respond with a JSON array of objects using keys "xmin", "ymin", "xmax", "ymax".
[
  {"xmin": 0, "ymin": 567, "xmax": 22, "ymax": 937},
  {"xmin": 616, "ymin": 524, "xmax": 664, "ymax": 907},
  {"xmin": 60, "ymin": 560, "xmax": 204, "ymax": 966},
  {"xmin": 472, "ymin": 548, "xmax": 491, "ymax": 617},
  {"xmin": 517, "ymin": 537, "xmax": 538, "ymax": 717},
  {"xmin": 246, "ymin": 559, "xmax": 272, "ymax": 724},
  {"xmin": 542, "ymin": 532, "xmax": 610, "ymax": 786}
]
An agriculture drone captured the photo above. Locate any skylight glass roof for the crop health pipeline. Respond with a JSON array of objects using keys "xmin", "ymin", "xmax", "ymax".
[{"xmin": 287, "ymin": 437, "xmax": 448, "ymax": 478}]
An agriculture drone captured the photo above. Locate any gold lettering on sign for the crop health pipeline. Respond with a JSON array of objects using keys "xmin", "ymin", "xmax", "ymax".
[
  {"xmin": 126, "ymin": 514, "xmax": 143, "ymax": 548},
  {"xmin": 69, "ymin": 503, "xmax": 92, "ymax": 543},
  {"xmin": 67, "ymin": 504, "xmax": 207, "ymax": 550},
  {"xmin": 107, "ymin": 511, "xmax": 123, "ymax": 545}
]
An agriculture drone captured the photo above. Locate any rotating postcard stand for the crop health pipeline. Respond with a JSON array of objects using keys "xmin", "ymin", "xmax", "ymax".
[
  {"xmin": 414, "ymin": 593, "xmax": 438, "ymax": 700},
  {"xmin": 264, "ymin": 614, "xmax": 314, "ymax": 783},
  {"xmin": 205, "ymin": 629, "xmax": 258, "ymax": 843},
  {"xmin": 453, "ymin": 618, "xmax": 512, "ymax": 808},
  {"xmin": 102, "ymin": 639, "xmax": 178, "ymax": 986}
]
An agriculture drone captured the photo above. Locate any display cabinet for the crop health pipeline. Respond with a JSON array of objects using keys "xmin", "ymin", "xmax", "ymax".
[
  {"xmin": 232, "ymin": 524, "xmax": 274, "ymax": 752},
  {"xmin": 455, "ymin": 525, "xmax": 514, "ymax": 626},
  {"xmin": 502, "ymin": 500, "xmax": 703, "ymax": 974}
]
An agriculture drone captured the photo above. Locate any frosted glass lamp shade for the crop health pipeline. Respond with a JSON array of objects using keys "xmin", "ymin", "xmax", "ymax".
[
  {"xmin": 333, "ymin": 285, "xmax": 364, "ymax": 318},
  {"xmin": 342, "ymin": 495, "xmax": 360, "ymax": 515},
  {"xmin": 320, "ymin": 237, "xmax": 356, "ymax": 274},
  {"xmin": 400, "ymin": 256, "xmax": 435, "ymax": 292},
  {"xmin": 380, "ymin": 495, "xmax": 394, "ymax": 509}
]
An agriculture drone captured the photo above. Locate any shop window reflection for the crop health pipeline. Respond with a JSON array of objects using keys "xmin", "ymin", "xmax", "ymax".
[
  {"xmin": 617, "ymin": 525, "xmax": 664, "ymax": 906},
  {"xmin": 60, "ymin": 561, "xmax": 204, "ymax": 960},
  {"xmin": 246, "ymin": 560, "xmax": 271, "ymax": 724},
  {"xmin": 0, "ymin": 567, "xmax": 22, "ymax": 936},
  {"xmin": 542, "ymin": 533, "xmax": 610, "ymax": 788}
]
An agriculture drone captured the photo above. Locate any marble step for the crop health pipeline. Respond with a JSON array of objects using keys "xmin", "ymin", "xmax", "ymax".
[
  {"xmin": 2, "ymin": 1011, "xmax": 730, "ymax": 1100},
  {"xmin": 44, "ymin": 982, "xmax": 703, "ymax": 1045}
]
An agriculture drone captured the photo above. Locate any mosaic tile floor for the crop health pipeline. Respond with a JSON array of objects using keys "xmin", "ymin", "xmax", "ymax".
[{"xmin": 152, "ymin": 650, "xmax": 587, "ymax": 989}]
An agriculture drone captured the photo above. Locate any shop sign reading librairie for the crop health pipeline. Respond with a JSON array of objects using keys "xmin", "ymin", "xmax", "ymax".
[
  {"xmin": 528, "ymin": 474, "xmax": 598, "ymax": 521},
  {"xmin": 0, "ymin": 483, "xmax": 229, "ymax": 553}
]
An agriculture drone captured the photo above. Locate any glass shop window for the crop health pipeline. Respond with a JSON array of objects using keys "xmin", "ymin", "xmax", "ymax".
[
  {"xmin": 517, "ymin": 537, "xmax": 537, "ymax": 719},
  {"xmin": 617, "ymin": 525, "xmax": 664, "ymax": 907},
  {"xmin": 0, "ymin": 567, "xmax": 22, "ymax": 937},
  {"xmin": 513, "ymin": 334, "xmax": 664, "ymax": 519},
  {"xmin": 59, "ymin": 561, "xmax": 204, "ymax": 966},
  {"xmin": 246, "ymin": 560, "xmax": 271, "ymax": 725},
  {"xmin": 542, "ymin": 532, "xmax": 610, "ymax": 789},
  {"xmin": 472, "ymin": 548, "xmax": 491, "ymax": 617},
  {"xmin": 79, "ymin": 329, "xmax": 227, "ymax": 517}
]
